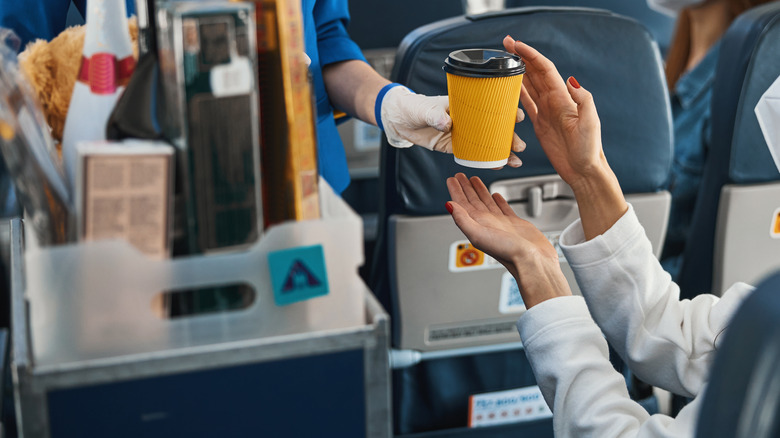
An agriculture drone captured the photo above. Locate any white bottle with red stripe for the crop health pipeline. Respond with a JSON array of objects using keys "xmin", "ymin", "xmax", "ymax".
[{"xmin": 61, "ymin": 0, "xmax": 136, "ymax": 191}]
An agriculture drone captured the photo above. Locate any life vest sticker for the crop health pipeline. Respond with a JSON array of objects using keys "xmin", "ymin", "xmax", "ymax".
[
  {"xmin": 771, "ymin": 208, "xmax": 780, "ymax": 239},
  {"xmin": 268, "ymin": 244, "xmax": 329, "ymax": 306}
]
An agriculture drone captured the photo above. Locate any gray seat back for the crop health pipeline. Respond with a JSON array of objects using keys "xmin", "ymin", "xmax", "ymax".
[{"xmin": 372, "ymin": 7, "xmax": 673, "ymax": 350}]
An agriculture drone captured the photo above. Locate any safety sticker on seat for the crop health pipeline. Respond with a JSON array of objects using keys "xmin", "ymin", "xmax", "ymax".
[
  {"xmin": 448, "ymin": 240, "xmax": 501, "ymax": 272},
  {"xmin": 499, "ymin": 272, "xmax": 525, "ymax": 314},
  {"xmin": 542, "ymin": 231, "xmax": 566, "ymax": 261},
  {"xmin": 449, "ymin": 233, "xmax": 565, "ymax": 273},
  {"xmin": 468, "ymin": 385, "xmax": 552, "ymax": 428},
  {"xmin": 772, "ymin": 208, "xmax": 780, "ymax": 238}
]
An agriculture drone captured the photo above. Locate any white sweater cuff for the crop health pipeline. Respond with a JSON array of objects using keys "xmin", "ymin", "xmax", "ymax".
[
  {"xmin": 517, "ymin": 296, "xmax": 592, "ymax": 345},
  {"xmin": 558, "ymin": 204, "xmax": 644, "ymax": 267}
]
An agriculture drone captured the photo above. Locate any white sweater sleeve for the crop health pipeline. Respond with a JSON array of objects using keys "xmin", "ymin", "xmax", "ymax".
[
  {"xmin": 558, "ymin": 205, "xmax": 753, "ymax": 397},
  {"xmin": 517, "ymin": 296, "xmax": 703, "ymax": 438}
]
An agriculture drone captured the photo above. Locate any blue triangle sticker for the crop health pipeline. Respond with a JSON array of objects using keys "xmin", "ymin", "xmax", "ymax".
[
  {"xmin": 282, "ymin": 260, "xmax": 321, "ymax": 292},
  {"xmin": 268, "ymin": 245, "xmax": 329, "ymax": 306}
]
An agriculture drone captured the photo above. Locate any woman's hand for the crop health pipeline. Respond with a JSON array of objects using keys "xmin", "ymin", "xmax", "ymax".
[
  {"xmin": 446, "ymin": 173, "xmax": 572, "ymax": 308},
  {"xmin": 502, "ymin": 36, "xmax": 606, "ymax": 188},
  {"xmin": 502, "ymin": 37, "xmax": 628, "ymax": 240}
]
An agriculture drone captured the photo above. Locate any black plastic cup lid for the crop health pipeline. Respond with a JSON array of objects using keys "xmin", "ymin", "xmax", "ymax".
[{"xmin": 443, "ymin": 49, "xmax": 525, "ymax": 78}]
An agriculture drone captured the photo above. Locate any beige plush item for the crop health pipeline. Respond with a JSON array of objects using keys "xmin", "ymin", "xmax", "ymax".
[{"xmin": 17, "ymin": 17, "xmax": 138, "ymax": 145}]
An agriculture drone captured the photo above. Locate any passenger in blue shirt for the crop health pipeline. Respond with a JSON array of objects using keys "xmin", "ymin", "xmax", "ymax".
[{"xmin": 656, "ymin": 0, "xmax": 774, "ymax": 279}]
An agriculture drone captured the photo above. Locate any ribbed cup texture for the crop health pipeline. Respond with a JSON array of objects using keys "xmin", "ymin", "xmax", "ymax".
[{"xmin": 447, "ymin": 73, "xmax": 524, "ymax": 162}]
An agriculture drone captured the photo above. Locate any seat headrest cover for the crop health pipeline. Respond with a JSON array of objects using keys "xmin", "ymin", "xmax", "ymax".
[
  {"xmin": 723, "ymin": 8, "xmax": 780, "ymax": 183},
  {"xmin": 676, "ymin": 3, "xmax": 780, "ymax": 300},
  {"xmin": 504, "ymin": 0, "xmax": 675, "ymax": 54},
  {"xmin": 388, "ymin": 7, "xmax": 673, "ymax": 215}
]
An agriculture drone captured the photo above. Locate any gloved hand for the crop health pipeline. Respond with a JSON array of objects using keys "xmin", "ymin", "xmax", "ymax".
[{"xmin": 376, "ymin": 84, "xmax": 525, "ymax": 167}]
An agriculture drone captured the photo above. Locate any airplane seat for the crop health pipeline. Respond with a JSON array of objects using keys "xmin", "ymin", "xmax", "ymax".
[
  {"xmin": 504, "ymin": 0, "xmax": 676, "ymax": 56},
  {"xmin": 695, "ymin": 270, "xmax": 780, "ymax": 438},
  {"xmin": 369, "ymin": 7, "xmax": 672, "ymax": 435},
  {"xmin": 676, "ymin": 2, "xmax": 780, "ymax": 300}
]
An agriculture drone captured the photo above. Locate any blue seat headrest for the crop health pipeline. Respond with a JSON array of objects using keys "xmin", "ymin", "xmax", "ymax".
[
  {"xmin": 384, "ymin": 7, "xmax": 673, "ymax": 216},
  {"xmin": 713, "ymin": 4, "xmax": 780, "ymax": 184},
  {"xmin": 505, "ymin": 0, "xmax": 675, "ymax": 55}
]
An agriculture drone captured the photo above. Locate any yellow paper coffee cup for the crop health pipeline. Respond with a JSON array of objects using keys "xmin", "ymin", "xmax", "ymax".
[{"xmin": 444, "ymin": 49, "xmax": 525, "ymax": 168}]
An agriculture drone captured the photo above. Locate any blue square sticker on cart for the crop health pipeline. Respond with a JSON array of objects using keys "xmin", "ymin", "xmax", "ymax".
[{"xmin": 268, "ymin": 244, "xmax": 329, "ymax": 306}]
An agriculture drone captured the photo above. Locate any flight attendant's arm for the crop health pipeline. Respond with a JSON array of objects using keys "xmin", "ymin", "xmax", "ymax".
[
  {"xmin": 314, "ymin": 0, "xmax": 524, "ymax": 164},
  {"xmin": 312, "ymin": 0, "xmax": 387, "ymax": 125},
  {"xmin": 321, "ymin": 59, "xmax": 389, "ymax": 126}
]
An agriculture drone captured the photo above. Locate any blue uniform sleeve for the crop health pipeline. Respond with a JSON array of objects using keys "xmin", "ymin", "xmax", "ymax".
[
  {"xmin": 312, "ymin": 0, "xmax": 366, "ymax": 67},
  {"xmin": 0, "ymin": 0, "xmax": 70, "ymax": 50},
  {"xmin": 0, "ymin": 0, "xmax": 136, "ymax": 51}
]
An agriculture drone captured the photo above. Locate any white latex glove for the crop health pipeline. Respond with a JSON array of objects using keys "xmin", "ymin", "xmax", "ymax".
[{"xmin": 378, "ymin": 85, "xmax": 525, "ymax": 167}]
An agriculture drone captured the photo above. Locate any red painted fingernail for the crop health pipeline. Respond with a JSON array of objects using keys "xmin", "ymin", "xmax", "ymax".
[
  {"xmin": 569, "ymin": 76, "xmax": 580, "ymax": 89},
  {"xmin": 445, "ymin": 202, "xmax": 454, "ymax": 214}
]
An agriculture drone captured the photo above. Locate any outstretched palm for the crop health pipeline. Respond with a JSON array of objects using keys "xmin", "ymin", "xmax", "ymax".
[{"xmin": 446, "ymin": 173, "xmax": 559, "ymax": 276}]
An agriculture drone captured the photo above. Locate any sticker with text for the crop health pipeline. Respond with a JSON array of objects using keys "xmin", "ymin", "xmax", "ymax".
[
  {"xmin": 499, "ymin": 272, "xmax": 525, "ymax": 314},
  {"xmin": 210, "ymin": 57, "xmax": 254, "ymax": 97},
  {"xmin": 542, "ymin": 231, "xmax": 566, "ymax": 261},
  {"xmin": 353, "ymin": 120, "xmax": 382, "ymax": 151},
  {"xmin": 468, "ymin": 385, "xmax": 552, "ymax": 428}
]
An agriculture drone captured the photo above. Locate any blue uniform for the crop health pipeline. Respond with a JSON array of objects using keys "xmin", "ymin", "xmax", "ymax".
[
  {"xmin": 302, "ymin": 0, "xmax": 367, "ymax": 194},
  {"xmin": 662, "ymin": 42, "xmax": 721, "ymax": 279},
  {"xmin": 0, "ymin": 0, "xmax": 135, "ymax": 50}
]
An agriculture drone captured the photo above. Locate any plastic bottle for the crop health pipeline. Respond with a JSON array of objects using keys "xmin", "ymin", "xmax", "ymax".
[{"xmin": 61, "ymin": 0, "xmax": 136, "ymax": 191}]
